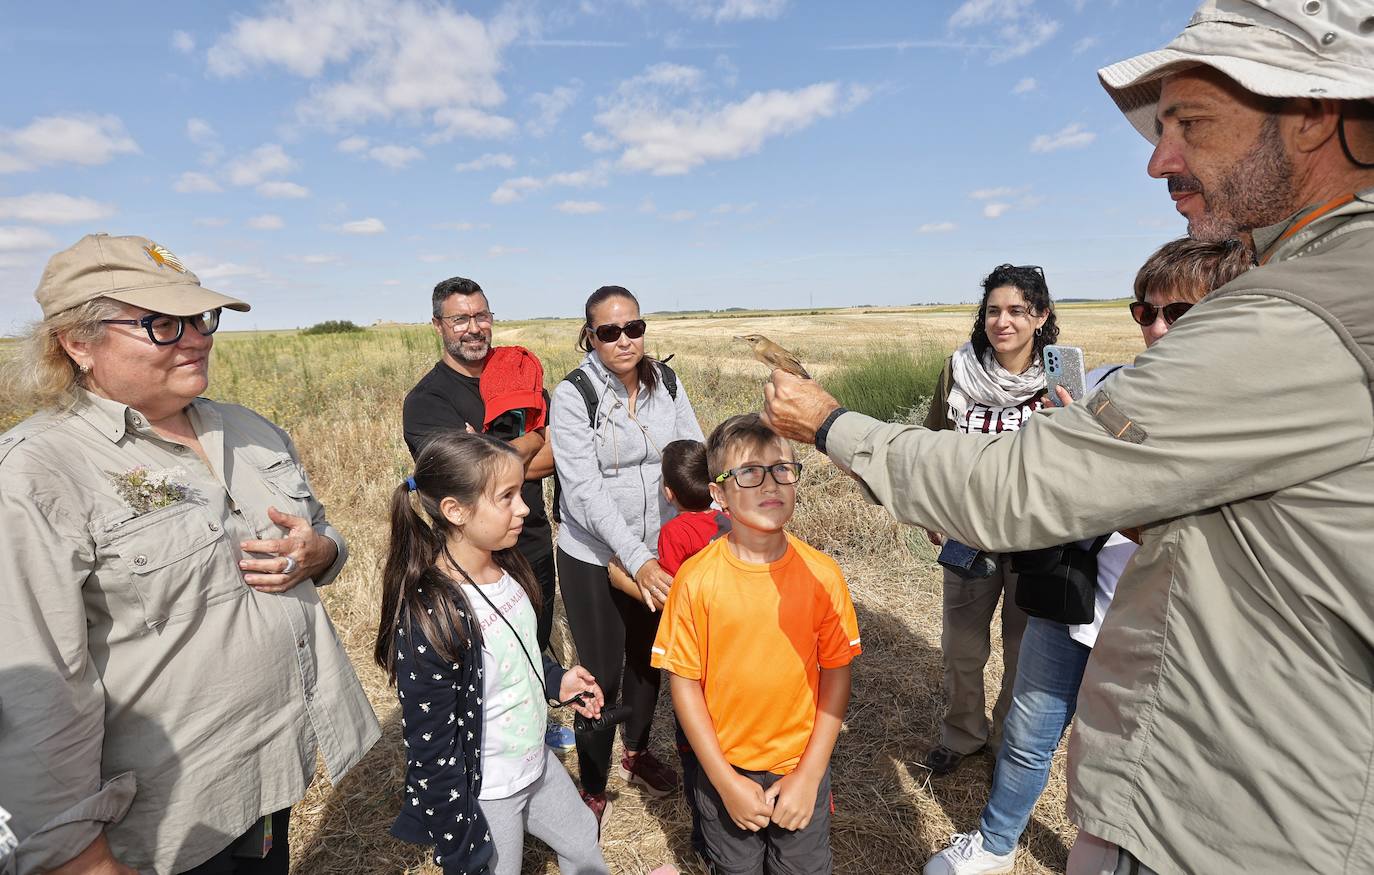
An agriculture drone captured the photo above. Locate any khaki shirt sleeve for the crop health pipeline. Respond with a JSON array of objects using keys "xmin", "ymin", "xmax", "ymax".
[
  {"xmin": 271, "ymin": 423, "xmax": 348, "ymax": 586},
  {"xmin": 826, "ymin": 294, "xmax": 1373, "ymax": 551},
  {"xmin": 0, "ymin": 449, "xmax": 136, "ymax": 874},
  {"xmin": 923, "ymin": 356, "xmax": 955, "ymax": 432}
]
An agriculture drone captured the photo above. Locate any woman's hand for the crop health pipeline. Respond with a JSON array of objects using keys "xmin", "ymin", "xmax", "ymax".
[
  {"xmin": 239, "ymin": 506, "xmax": 337, "ymax": 593},
  {"xmin": 560, "ymin": 666, "xmax": 604, "ymax": 719},
  {"xmin": 634, "ymin": 559, "xmax": 673, "ymax": 612},
  {"xmin": 1053, "ymin": 385, "xmax": 1075, "ymax": 407},
  {"xmin": 608, "ymin": 557, "xmax": 653, "ymax": 609}
]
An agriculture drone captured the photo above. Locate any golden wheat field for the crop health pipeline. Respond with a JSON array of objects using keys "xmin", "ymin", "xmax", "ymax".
[{"xmin": 2, "ymin": 302, "xmax": 1147, "ymax": 875}]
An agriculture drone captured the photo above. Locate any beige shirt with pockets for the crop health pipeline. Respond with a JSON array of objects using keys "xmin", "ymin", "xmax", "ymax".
[
  {"xmin": 823, "ymin": 191, "xmax": 1374, "ymax": 875},
  {"xmin": 0, "ymin": 390, "xmax": 380, "ymax": 874}
]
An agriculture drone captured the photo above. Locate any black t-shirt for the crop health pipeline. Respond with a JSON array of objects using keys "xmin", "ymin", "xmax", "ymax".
[{"xmin": 402, "ymin": 359, "xmax": 551, "ymax": 559}]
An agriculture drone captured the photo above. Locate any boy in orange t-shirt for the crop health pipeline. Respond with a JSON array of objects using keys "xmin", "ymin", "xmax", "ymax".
[{"xmin": 651, "ymin": 414, "xmax": 861, "ymax": 873}]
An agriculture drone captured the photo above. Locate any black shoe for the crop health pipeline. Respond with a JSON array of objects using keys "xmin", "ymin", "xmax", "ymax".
[{"xmin": 922, "ymin": 745, "xmax": 966, "ymax": 775}]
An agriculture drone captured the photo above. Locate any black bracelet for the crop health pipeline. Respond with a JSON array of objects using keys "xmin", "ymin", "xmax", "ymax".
[{"xmin": 814, "ymin": 407, "xmax": 848, "ymax": 455}]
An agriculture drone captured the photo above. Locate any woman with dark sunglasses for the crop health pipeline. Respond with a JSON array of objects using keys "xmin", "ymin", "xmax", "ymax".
[{"xmin": 548, "ymin": 285, "xmax": 705, "ymax": 829}]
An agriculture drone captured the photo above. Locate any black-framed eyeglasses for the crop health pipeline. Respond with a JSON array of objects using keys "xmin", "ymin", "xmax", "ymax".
[
  {"xmin": 713, "ymin": 462, "xmax": 803, "ymax": 488},
  {"xmin": 101, "ymin": 309, "xmax": 222, "ymax": 345},
  {"xmin": 438, "ymin": 311, "xmax": 495, "ymax": 329},
  {"xmin": 591, "ymin": 319, "xmax": 646, "ymax": 344},
  {"xmin": 1129, "ymin": 300, "xmax": 1192, "ymax": 327}
]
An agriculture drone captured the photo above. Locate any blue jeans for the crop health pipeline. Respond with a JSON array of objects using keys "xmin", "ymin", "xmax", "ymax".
[{"xmin": 978, "ymin": 617, "xmax": 1091, "ymax": 856}]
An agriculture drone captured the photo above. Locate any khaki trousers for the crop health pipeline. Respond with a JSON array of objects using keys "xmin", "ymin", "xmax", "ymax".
[
  {"xmin": 939, "ymin": 557, "xmax": 1029, "ymax": 754},
  {"xmin": 1067, "ymin": 831, "xmax": 1161, "ymax": 875}
]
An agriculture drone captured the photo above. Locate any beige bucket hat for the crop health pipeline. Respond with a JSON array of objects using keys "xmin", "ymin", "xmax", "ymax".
[
  {"xmin": 1100, "ymin": 0, "xmax": 1374, "ymax": 144},
  {"xmin": 34, "ymin": 233, "xmax": 250, "ymax": 319}
]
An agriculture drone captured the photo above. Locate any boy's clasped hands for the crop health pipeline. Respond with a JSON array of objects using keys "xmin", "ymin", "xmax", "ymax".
[{"xmin": 719, "ymin": 765, "xmax": 823, "ymax": 833}]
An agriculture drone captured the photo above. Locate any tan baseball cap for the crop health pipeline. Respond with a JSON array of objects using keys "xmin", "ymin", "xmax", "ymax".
[
  {"xmin": 34, "ymin": 233, "xmax": 250, "ymax": 319},
  {"xmin": 1100, "ymin": 0, "xmax": 1374, "ymax": 144}
]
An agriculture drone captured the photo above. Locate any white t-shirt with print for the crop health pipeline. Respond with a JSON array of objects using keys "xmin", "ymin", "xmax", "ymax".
[{"xmin": 460, "ymin": 573, "xmax": 547, "ymax": 800}]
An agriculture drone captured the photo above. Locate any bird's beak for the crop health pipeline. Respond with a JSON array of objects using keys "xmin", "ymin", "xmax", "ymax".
[{"xmin": 732, "ymin": 335, "xmax": 745, "ymax": 341}]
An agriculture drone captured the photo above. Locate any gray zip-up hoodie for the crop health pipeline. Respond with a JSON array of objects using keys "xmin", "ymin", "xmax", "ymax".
[{"xmin": 549, "ymin": 351, "xmax": 705, "ymax": 577}]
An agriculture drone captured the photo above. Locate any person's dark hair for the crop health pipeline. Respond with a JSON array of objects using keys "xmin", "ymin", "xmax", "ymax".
[
  {"xmin": 970, "ymin": 263, "xmax": 1059, "ymax": 362},
  {"xmin": 1133, "ymin": 237, "xmax": 1253, "ymax": 304},
  {"xmin": 661, "ymin": 440, "xmax": 712, "ymax": 511},
  {"xmin": 373, "ymin": 432, "xmax": 540, "ymax": 682},
  {"xmin": 706, "ymin": 413, "xmax": 790, "ymax": 481},
  {"xmin": 576, "ymin": 285, "xmax": 658, "ymax": 395},
  {"xmin": 431, "ymin": 276, "xmax": 487, "ymax": 319}
]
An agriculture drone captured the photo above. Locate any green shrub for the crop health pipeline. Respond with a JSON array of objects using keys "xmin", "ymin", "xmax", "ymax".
[
  {"xmin": 301, "ymin": 320, "xmax": 365, "ymax": 336},
  {"xmin": 829, "ymin": 343, "xmax": 946, "ymax": 423}
]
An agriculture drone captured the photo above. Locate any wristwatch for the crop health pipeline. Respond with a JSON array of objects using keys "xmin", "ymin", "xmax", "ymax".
[{"xmin": 814, "ymin": 407, "xmax": 849, "ymax": 455}]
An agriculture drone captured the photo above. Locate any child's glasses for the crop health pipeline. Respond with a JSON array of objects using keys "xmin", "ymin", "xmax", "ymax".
[{"xmin": 713, "ymin": 462, "xmax": 803, "ymax": 488}]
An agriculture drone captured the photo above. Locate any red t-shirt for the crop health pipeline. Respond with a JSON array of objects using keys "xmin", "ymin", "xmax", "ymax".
[{"xmin": 657, "ymin": 509, "xmax": 732, "ymax": 576}]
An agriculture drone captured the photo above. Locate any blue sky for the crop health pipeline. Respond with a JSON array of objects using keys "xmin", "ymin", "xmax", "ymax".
[{"xmin": 0, "ymin": 0, "xmax": 1202, "ymax": 331}]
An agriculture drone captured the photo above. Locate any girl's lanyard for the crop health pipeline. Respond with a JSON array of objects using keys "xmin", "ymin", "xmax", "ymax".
[{"xmin": 464, "ymin": 577, "xmax": 584, "ymax": 708}]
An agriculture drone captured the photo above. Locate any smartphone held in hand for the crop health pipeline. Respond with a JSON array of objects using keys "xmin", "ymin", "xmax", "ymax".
[{"xmin": 1044, "ymin": 344, "xmax": 1086, "ymax": 407}]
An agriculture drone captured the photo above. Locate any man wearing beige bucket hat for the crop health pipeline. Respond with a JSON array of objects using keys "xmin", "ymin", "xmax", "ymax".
[
  {"xmin": 759, "ymin": 2, "xmax": 1374, "ymax": 874},
  {"xmin": 0, "ymin": 234, "xmax": 379, "ymax": 874}
]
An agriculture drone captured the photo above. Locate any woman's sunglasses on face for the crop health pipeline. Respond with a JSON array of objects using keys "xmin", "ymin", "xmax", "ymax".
[
  {"xmin": 1129, "ymin": 300, "xmax": 1192, "ymax": 327},
  {"xmin": 101, "ymin": 308, "xmax": 222, "ymax": 345},
  {"xmin": 591, "ymin": 319, "xmax": 647, "ymax": 344}
]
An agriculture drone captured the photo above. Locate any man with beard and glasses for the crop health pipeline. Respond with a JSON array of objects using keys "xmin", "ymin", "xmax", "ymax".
[
  {"xmin": 402, "ymin": 277, "xmax": 572, "ymax": 750},
  {"xmin": 760, "ymin": 2, "xmax": 1374, "ymax": 874}
]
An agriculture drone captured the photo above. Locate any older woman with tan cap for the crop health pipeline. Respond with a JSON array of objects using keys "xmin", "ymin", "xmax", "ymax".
[{"xmin": 0, "ymin": 234, "xmax": 379, "ymax": 875}]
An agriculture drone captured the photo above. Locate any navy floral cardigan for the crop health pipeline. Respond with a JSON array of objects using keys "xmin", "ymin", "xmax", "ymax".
[{"xmin": 389, "ymin": 574, "xmax": 566, "ymax": 875}]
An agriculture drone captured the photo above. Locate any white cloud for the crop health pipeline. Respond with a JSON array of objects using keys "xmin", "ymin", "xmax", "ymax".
[
  {"xmin": 528, "ymin": 82, "xmax": 580, "ymax": 136},
  {"xmin": 291, "ymin": 253, "xmax": 340, "ymax": 264},
  {"xmin": 226, "ymin": 144, "xmax": 295, "ymax": 186},
  {"xmin": 337, "ymin": 136, "xmax": 370, "ymax": 154},
  {"xmin": 186, "ymin": 118, "xmax": 217, "ymax": 145},
  {"xmin": 1030, "ymin": 122, "xmax": 1096, "ymax": 153},
  {"xmin": 454, "ymin": 153, "xmax": 516, "ymax": 173},
  {"xmin": 555, "ymin": 200, "xmax": 605, "ymax": 214},
  {"xmin": 382, "ymin": 279, "xmax": 402, "ymax": 286},
  {"xmin": 969, "ymin": 185, "xmax": 1025, "ymax": 199},
  {"xmin": 664, "ymin": 209, "xmax": 696, "ymax": 222},
  {"xmin": 171, "ymin": 30, "xmax": 196, "ymax": 54},
  {"xmin": 0, "ymin": 114, "xmax": 140, "ymax": 173},
  {"xmin": 487, "ymin": 244, "xmax": 528, "ymax": 257},
  {"xmin": 594, "ymin": 64, "xmax": 869, "ymax": 175},
  {"xmin": 983, "ymin": 202, "xmax": 1012, "ymax": 218},
  {"xmin": 417, "ymin": 253, "xmax": 450, "ymax": 263},
  {"xmin": 428, "ymin": 107, "xmax": 517, "ymax": 142},
  {"xmin": 339, "ymin": 217, "xmax": 387, "ymax": 234},
  {"xmin": 207, "ymin": 0, "xmax": 523, "ymax": 142},
  {"xmin": 196, "ymin": 261, "xmax": 264, "ymax": 283},
  {"xmin": 489, "ymin": 164, "xmax": 608, "ymax": 205},
  {"xmin": 1011, "ymin": 77, "xmax": 1037, "ymax": 94},
  {"xmin": 193, "ymin": 217, "xmax": 230, "ymax": 228},
  {"xmin": 673, "ymin": 0, "xmax": 789, "ymax": 23},
  {"xmin": 433, "ymin": 221, "xmax": 486, "ymax": 231},
  {"xmin": 0, "ymin": 226, "xmax": 58, "ymax": 252},
  {"xmin": 1073, "ymin": 35, "xmax": 1100, "ymax": 55},
  {"xmin": 918, "ymin": 221, "xmax": 957, "ymax": 233},
  {"xmin": 638, "ymin": 197, "xmax": 657, "ymax": 214},
  {"xmin": 948, "ymin": 0, "xmax": 1060, "ymax": 61},
  {"xmin": 174, "ymin": 172, "xmax": 223, "ymax": 194},
  {"xmin": 247, "ymin": 214, "xmax": 285, "ymax": 230},
  {"xmin": 367, "ymin": 144, "xmax": 424, "ymax": 169},
  {"xmin": 0, "ymin": 193, "xmax": 116, "ymax": 224},
  {"xmin": 711, "ymin": 202, "xmax": 757, "ymax": 214},
  {"xmin": 582, "ymin": 131, "xmax": 617, "ymax": 153},
  {"xmin": 257, "ymin": 181, "xmax": 311, "ymax": 198}
]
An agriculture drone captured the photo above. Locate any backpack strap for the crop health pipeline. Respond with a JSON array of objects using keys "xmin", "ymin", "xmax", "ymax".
[
  {"xmin": 657, "ymin": 360, "xmax": 678, "ymax": 401},
  {"xmin": 561, "ymin": 367, "xmax": 601, "ymax": 428}
]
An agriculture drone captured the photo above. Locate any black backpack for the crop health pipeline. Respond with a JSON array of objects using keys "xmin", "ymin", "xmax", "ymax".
[{"xmin": 550, "ymin": 361, "xmax": 678, "ymax": 525}]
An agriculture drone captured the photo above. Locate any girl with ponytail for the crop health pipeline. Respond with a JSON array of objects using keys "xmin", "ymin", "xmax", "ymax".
[{"xmin": 374, "ymin": 432, "xmax": 609, "ymax": 875}]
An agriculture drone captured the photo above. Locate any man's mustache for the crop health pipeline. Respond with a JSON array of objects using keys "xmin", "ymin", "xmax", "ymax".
[{"xmin": 1168, "ymin": 175, "xmax": 1202, "ymax": 195}]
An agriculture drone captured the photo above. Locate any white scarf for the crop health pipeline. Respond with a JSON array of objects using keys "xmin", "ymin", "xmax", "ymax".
[{"xmin": 945, "ymin": 341, "xmax": 1046, "ymax": 429}]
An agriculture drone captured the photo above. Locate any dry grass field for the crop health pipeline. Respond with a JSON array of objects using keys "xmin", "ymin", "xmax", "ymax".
[{"xmin": 2, "ymin": 302, "xmax": 1146, "ymax": 874}]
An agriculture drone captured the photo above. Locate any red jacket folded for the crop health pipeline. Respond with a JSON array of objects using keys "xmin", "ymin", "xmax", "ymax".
[{"xmin": 480, "ymin": 346, "xmax": 547, "ymax": 432}]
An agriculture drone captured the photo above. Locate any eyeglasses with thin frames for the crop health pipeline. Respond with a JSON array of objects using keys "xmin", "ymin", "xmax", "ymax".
[
  {"xmin": 438, "ymin": 311, "xmax": 495, "ymax": 329},
  {"xmin": 100, "ymin": 309, "xmax": 222, "ymax": 346},
  {"xmin": 713, "ymin": 462, "xmax": 803, "ymax": 488}
]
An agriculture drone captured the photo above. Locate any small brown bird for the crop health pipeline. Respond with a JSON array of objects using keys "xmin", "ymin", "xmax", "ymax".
[{"xmin": 735, "ymin": 333, "xmax": 811, "ymax": 379}]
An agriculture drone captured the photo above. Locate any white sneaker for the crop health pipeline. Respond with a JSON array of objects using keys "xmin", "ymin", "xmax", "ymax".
[{"xmin": 923, "ymin": 832, "xmax": 1015, "ymax": 875}]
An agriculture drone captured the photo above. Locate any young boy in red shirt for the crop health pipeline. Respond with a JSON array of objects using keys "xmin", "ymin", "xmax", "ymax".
[
  {"xmin": 657, "ymin": 439, "xmax": 732, "ymax": 576},
  {"xmin": 652, "ymin": 414, "xmax": 861, "ymax": 874}
]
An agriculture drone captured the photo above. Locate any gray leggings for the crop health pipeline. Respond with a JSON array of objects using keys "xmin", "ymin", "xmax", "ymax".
[{"xmin": 481, "ymin": 748, "xmax": 609, "ymax": 875}]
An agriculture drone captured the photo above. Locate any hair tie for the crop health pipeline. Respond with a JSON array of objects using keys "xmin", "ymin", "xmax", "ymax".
[{"xmin": 405, "ymin": 476, "xmax": 418, "ymax": 493}]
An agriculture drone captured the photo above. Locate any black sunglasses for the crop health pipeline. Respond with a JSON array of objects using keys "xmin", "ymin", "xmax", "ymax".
[
  {"xmin": 101, "ymin": 309, "xmax": 222, "ymax": 345},
  {"xmin": 1129, "ymin": 300, "xmax": 1192, "ymax": 327},
  {"xmin": 591, "ymin": 319, "xmax": 647, "ymax": 344}
]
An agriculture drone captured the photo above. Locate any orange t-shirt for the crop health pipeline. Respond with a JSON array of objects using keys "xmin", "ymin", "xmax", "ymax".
[{"xmin": 650, "ymin": 533, "xmax": 862, "ymax": 774}]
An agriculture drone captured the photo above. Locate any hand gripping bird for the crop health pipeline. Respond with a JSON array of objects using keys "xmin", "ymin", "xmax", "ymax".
[{"xmin": 735, "ymin": 334, "xmax": 811, "ymax": 379}]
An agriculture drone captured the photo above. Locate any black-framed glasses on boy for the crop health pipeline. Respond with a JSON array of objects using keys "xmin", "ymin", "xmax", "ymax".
[
  {"xmin": 1129, "ymin": 300, "xmax": 1192, "ymax": 327},
  {"xmin": 438, "ymin": 311, "xmax": 495, "ymax": 329},
  {"xmin": 591, "ymin": 319, "xmax": 647, "ymax": 343},
  {"xmin": 713, "ymin": 462, "xmax": 803, "ymax": 488},
  {"xmin": 100, "ymin": 309, "xmax": 222, "ymax": 345}
]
